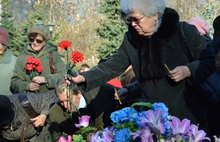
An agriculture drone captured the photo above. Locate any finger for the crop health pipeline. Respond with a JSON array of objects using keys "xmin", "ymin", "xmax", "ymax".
[
  {"xmin": 65, "ymin": 80, "xmax": 71, "ymax": 85},
  {"xmin": 71, "ymin": 71, "xmax": 78, "ymax": 77},
  {"xmin": 30, "ymin": 118, "xmax": 36, "ymax": 122},
  {"xmin": 33, "ymin": 121, "xmax": 39, "ymax": 127},
  {"xmin": 114, "ymin": 94, "xmax": 119, "ymax": 100}
]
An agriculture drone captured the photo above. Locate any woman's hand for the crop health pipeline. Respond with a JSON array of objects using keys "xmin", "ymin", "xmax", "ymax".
[
  {"xmin": 32, "ymin": 76, "xmax": 46, "ymax": 84},
  {"xmin": 30, "ymin": 114, "xmax": 47, "ymax": 127},
  {"xmin": 168, "ymin": 65, "xmax": 191, "ymax": 82},
  {"xmin": 65, "ymin": 71, "xmax": 85, "ymax": 85},
  {"xmin": 27, "ymin": 82, "xmax": 39, "ymax": 91}
]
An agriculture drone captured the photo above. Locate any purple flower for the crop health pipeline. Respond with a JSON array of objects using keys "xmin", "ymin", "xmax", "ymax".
[
  {"xmin": 139, "ymin": 108, "xmax": 166, "ymax": 134},
  {"xmin": 91, "ymin": 131, "xmax": 102, "ymax": 142},
  {"xmin": 167, "ymin": 116, "xmax": 191, "ymax": 135},
  {"xmin": 187, "ymin": 124, "xmax": 211, "ymax": 142},
  {"xmin": 131, "ymin": 126, "xmax": 154, "ymax": 142},
  {"xmin": 75, "ymin": 115, "xmax": 90, "ymax": 128},
  {"xmin": 100, "ymin": 127, "xmax": 114, "ymax": 142}
]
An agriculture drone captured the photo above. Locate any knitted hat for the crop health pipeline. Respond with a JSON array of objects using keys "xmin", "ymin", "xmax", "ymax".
[
  {"xmin": 213, "ymin": 15, "xmax": 220, "ymax": 31},
  {"xmin": 0, "ymin": 95, "xmax": 14, "ymax": 125},
  {"xmin": 0, "ymin": 27, "xmax": 9, "ymax": 46},
  {"xmin": 27, "ymin": 26, "xmax": 50, "ymax": 41},
  {"xmin": 188, "ymin": 17, "xmax": 210, "ymax": 35}
]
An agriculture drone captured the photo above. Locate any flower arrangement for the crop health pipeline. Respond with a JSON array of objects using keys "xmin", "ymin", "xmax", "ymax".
[
  {"xmin": 58, "ymin": 40, "xmax": 84, "ymax": 118},
  {"xmin": 58, "ymin": 102, "xmax": 211, "ymax": 142},
  {"xmin": 59, "ymin": 40, "xmax": 84, "ymax": 77},
  {"xmin": 26, "ymin": 56, "xmax": 43, "ymax": 80}
]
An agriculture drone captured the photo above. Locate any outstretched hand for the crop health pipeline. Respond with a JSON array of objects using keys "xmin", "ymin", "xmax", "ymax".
[{"xmin": 65, "ymin": 70, "xmax": 85, "ymax": 85}]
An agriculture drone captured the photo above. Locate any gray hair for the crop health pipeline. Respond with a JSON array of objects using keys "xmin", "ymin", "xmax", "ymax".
[
  {"xmin": 55, "ymin": 78, "xmax": 80, "ymax": 97},
  {"xmin": 120, "ymin": 0, "xmax": 166, "ymax": 19}
]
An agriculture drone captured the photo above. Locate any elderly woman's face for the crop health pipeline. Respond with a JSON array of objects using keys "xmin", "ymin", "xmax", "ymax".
[
  {"xmin": 126, "ymin": 11, "xmax": 158, "ymax": 36},
  {"xmin": 29, "ymin": 34, "xmax": 45, "ymax": 51}
]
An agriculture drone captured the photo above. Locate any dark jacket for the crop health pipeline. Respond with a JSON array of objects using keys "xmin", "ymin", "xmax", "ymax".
[
  {"xmin": 10, "ymin": 43, "xmax": 66, "ymax": 96},
  {"xmin": 0, "ymin": 93, "xmax": 56, "ymax": 141},
  {"xmin": 80, "ymin": 8, "xmax": 215, "ymax": 125}
]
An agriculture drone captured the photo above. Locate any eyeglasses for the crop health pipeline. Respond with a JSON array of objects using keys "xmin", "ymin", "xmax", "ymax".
[
  {"xmin": 29, "ymin": 38, "xmax": 44, "ymax": 44},
  {"xmin": 124, "ymin": 15, "xmax": 145, "ymax": 24}
]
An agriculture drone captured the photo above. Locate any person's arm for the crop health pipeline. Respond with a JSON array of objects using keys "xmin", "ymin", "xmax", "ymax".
[
  {"xmin": 10, "ymin": 55, "xmax": 30, "ymax": 93},
  {"xmin": 26, "ymin": 92, "xmax": 56, "ymax": 128},
  {"xmin": 182, "ymin": 22, "xmax": 215, "ymax": 86},
  {"xmin": 35, "ymin": 104, "xmax": 65, "ymax": 142},
  {"xmin": 76, "ymin": 35, "xmax": 131, "ymax": 92},
  {"xmin": 28, "ymin": 92, "xmax": 57, "ymax": 115}
]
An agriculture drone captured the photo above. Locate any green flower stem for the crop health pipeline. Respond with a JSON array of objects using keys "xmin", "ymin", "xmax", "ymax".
[{"xmin": 131, "ymin": 102, "xmax": 152, "ymax": 109}]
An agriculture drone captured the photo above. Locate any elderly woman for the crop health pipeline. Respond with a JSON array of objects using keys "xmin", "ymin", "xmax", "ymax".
[
  {"xmin": 10, "ymin": 26, "xmax": 66, "ymax": 97},
  {"xmin": 69, "ymin": 0, "xmax": 215, "ymax": 139}
]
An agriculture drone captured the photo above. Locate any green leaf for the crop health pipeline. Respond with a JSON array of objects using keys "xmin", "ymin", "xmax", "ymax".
[
  {"xmin": 72, "ymin": 134, "xmax": 86, "ymax": 142},
  {"xmin": 80, "ymin": 126, "xmax": 97, "ymax": 135}
]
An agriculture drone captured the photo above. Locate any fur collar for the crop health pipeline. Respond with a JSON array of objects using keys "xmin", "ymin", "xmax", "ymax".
[
  {"xmin": 156, "ymin": 7, "xmax": 180, "ymax": 39},
  {"xmin": 128, "ymin": 7, "xmax": 180, "ymax": 45}
]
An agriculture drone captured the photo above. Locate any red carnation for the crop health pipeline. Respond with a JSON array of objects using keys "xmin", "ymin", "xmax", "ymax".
[
  {"xmin": 59, "ymin": 40, "xmax": 72, "ymax": 50},
  {"xmin": 32, "ymin": 58, "xmax": 41, "ymax": 66},
  {"xmin": 26, "ymin": 64, "xmax": 33, "ymax": 71},
  {"xmin": 26, "ymin": 56, "xmax": 43, "ymax": 76},
  {"xmin": 71, "ymin": 51, "xmax": 84, "ymax": 64},
  {"xmin": 26, "ymin": 56, "xmax": 34, "ymax": 63},
  {"xmin": 36, "ymin": 65, "xmax": 43, "ymax": 73}
]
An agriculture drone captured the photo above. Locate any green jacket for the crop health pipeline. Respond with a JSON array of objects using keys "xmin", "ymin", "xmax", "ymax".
[
  {"xmin": 10, "ymin": 43, "xmax": 66, "ymax": 96},
  {"xmin": 0, "ymin": 49, "xmax": 17, "ymax": 95}
]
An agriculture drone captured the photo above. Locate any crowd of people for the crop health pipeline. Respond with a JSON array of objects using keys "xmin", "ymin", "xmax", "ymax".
[{"xmin": 1, "ymin": 0, "xmax": 220, "ymax": 141}]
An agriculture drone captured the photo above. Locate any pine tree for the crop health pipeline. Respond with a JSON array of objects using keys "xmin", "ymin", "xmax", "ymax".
[
  {"xmin": 195, "ymin": 0, "xmax": 220, "ymax": 38},
  {"xmin": 0, "ymin": 0, "xmax": 25, "ymax": 56},
  {"xmin": 96, "ymin": 0, "xmax": 127, "ymax": 60}
]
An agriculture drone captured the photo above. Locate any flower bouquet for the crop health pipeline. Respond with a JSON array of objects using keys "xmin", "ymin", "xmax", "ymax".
[
  {"xmin": 26, "ymin": 56, "xmax": 43, "ymax": 92},
  {"xmin": 58, "ymin": 40, "xmax": 84, "ymax": 118},
  {"xmin": 26, "ymin": 56, "xmax": 43, "ymax": 79},
  {"xmin": 58, "ymin": 102, "xmax": 211, "ymax": 142}
]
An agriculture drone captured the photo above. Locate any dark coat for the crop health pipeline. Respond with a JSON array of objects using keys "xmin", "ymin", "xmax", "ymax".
[{"xmin": 80, "ymin": 8, "xmax": 215, "ymax": 134}]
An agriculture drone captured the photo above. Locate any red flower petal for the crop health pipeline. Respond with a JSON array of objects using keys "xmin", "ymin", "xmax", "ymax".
[
  {"xmin": 36, "ymin": 65, "xmax": 43, "ymax": 73},
  {"xmin": 26, "ymin": 56, "xmax": 34, "ymax": 63},
  {"xmin": 59, "ymin": 40, "xmax": 72, "ymax": 50},
  {"xmin": 71, "ymin": 50, "xmax": 84, "ymax": 64},
  {"xmin": 26, "ymin": 64, "xmax": 33, "ymax": 70}
]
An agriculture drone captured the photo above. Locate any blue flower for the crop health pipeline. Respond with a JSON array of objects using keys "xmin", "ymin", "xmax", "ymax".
[
  {"xmin": 114, "ymin": 128, "xmax": 130, "ymax": 142},
  {"xmin": 110, "ymin": 107, "xmax": 138, "ymax": 124},
  {"xmin": 110, "ymin": 109, "xmax": 127, "ymax": 124},
  {"xmin": 152, "ymin": 102, "xmax": 169, "ymax": 122}
]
